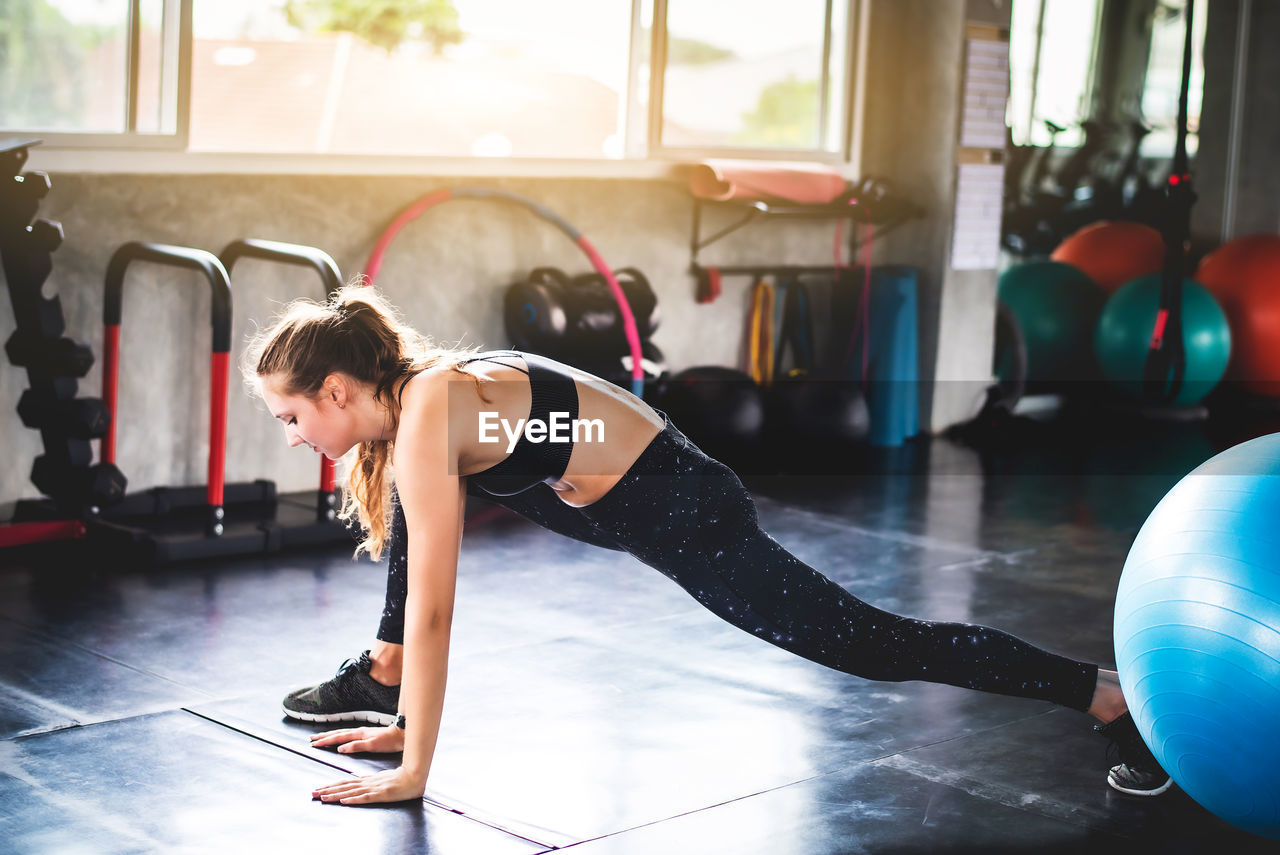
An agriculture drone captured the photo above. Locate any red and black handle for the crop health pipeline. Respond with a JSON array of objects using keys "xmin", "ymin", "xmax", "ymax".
[
  {"xmin": 220, "ymin": 239, "xmax": 343, "ymax": 518},
  {"xmin": 103, "ymin": 242, "xmax": 232, "ymax": 536}
]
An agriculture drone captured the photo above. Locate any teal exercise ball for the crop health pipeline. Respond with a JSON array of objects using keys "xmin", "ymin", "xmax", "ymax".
[
  {"xmin": 1093, "ymin": 274, "xmax": 1231, "ymax": 406},
  {"xmin": 998, "ymin": 261, "xmax": 1105, "ymax": 384},
  {"xmin": 1114, "ymin": 433, "xmax": 1280, "ymax": 838}
]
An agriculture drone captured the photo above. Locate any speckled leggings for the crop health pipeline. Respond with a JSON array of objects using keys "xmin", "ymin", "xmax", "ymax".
[{"xmin": 378, "ymin": 414, "xmax": 1099, "ymax": 712}]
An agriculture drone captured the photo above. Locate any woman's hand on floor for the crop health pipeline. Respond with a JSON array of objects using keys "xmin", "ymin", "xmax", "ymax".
[
  {"xmin": 309, "ymin": 724, "xmax": 405, "ymax": 754},
  {"xmin": 312, "ymin": 766, "xmax": 425, "ymax": 806}
]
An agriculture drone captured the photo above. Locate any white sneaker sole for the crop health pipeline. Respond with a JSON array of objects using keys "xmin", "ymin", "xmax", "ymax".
[
  {"xmin": 1108, "ymin": 767, "xmax": 1174, "ymax": 797},
  {"xmin": 282, "ymin": 706, "xmax": 397, "ymax": 727}
]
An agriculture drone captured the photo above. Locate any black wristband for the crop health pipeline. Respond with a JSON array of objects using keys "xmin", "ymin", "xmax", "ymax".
[{"xmin": 394, "ymin": 714, "xmax": 406, "ymax": 729}]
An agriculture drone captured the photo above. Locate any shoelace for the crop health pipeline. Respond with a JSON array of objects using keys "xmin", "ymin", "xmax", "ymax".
[
  {"xmin": 1096, "ymin": 715, "xmax": 1162, "ymax": 774},
  {"xmin": 334, "ymin": 653, "xmax": 370, "ymax": 680}
]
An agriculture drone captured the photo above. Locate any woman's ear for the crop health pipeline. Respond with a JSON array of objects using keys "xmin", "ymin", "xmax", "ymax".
[{"xmin": 323, "ymin": 374, "xmax": 350, "ymax": 409}]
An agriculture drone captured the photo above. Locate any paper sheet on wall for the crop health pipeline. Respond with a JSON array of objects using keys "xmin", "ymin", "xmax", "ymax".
[
  {"xmin": 960, "ymin": 38, "xmax": 1010, "ymax": 149},
  {"xmin": 951, "ymin": 163, "xmax": 1005, "ymax": 270},
  {"xmin": 952, "ymin": 30, "xmax": 1009, "ymax": 270}
]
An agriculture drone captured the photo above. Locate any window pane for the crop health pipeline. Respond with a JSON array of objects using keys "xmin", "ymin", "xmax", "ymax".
[
  {"xmin": 1008, "ymin": 0, "xmax": 1100, "ymax": 148},
  {"xmin": 822, "ymin": 0, "xmax": 848, "ymax": 153},
  {"xmin": 1, "ymin": 0, "xmax": 130, "ymax": 132},
  {"xmin": 1140, "ymin": 0, "xmax": 1206, "ymax": 158},
  {"xmin": 190, "ymin": 0, "xmax": 631, "ymax": 157},
  {"xmin": 661, "ymin": 0, "xmax": 832, "ymax": 150},
  {"xmin": 1006, "ymin": 0, "xmax": 1041, "ymax": 146},
  {"xmin": 135, "ymin": 0, "xmax": 165, "ymax": 133}
]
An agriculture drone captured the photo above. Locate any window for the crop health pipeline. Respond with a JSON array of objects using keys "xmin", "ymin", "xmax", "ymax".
[
  {"xmin": 654, "ymin": 0, "xmax": 850, "ymax": 155},
  {"xmin": 4, "ymin": 0, "xmax": 855, "ymax": 162},
  {"xmin": 0, "ymin": 0, "xmax": 188, "ymax": 146},
  {"xmin": 1139, "ymin": 0, "xmax": 1206, "ymax": 157},
  {"xmin": 190, "ymin": 0, "xmax": 633, "ymax": 158},
  {"xmin": 1007, "ymin": 0, "xmax": 1102, "ymax": 148}
]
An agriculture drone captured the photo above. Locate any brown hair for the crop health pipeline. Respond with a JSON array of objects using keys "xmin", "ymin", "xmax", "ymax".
[{"xmin": 244, "ymin": 283, "xmax": 479, "ymax": 559}]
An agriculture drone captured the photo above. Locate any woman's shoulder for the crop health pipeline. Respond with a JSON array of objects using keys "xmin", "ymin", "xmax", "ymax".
[
  {"xmin": 396, "ymin": 362, "xmax": 487, "ymax": 433},
  {"xmin": 399, "ymin": 364, "xmax": 458, "ymax": 411}
]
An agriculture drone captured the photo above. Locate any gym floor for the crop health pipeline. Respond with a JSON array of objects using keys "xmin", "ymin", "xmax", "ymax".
[{"xmin": 2, "ymin": 413, "xmax": 1276, "ymax": 854}]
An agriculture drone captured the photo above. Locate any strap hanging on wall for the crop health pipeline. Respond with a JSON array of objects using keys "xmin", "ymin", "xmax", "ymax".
[
  {"xmin": 696, "ymin": 265, "xmax": 723, "ymax": 304},
  {"xmin": 832, "ymin": 221, "xmax": 876, "ymax": 387},
  {"xmin": 745, "ymin": 279, "xmax": 776, "ymax": 387},
  {"xmin": 773, "ymin": 277, "xmax": 815, "ymax": 378}
]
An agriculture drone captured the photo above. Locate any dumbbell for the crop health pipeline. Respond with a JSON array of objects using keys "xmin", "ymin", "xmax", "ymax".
[
  {"xmin": 27, "ymin": 218, "xmax": 64, "ymax": 252},
  {"xmin": 564, "ymin": 268, "xmax": 661, "ymax": 345},
  {"xmin": 0, "ymin": 173, "xmax": 52, "ymax": 228},
  {"xmin": 3, "ymin": 293, "xmax": 66, "ymax": 339},
  {"xmin": 5, "ymin": 331, "xmax": 95, "ymax": 377},
  {"xmin": 10, "ymin": 171, "xmax": 52, "ymax": 202},
  {"xmin": 504, "ymin": 267, "xmax": 660, "ymax": 356},
  {"xmin": 18, "ymin": 389, "xmax": 111, "ymax": 439},
  {"xmin": 31, "ymin": 457, "xmax": 128, "ymax": 508},
  {"xmin": 504, "ymin": 268, "xmax": 571, "ymax": 351}
]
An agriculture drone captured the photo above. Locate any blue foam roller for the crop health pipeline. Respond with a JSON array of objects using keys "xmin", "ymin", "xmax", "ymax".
[{"xmin": 848, "ymin": 266, "xmax": 919, "ymax": 447}]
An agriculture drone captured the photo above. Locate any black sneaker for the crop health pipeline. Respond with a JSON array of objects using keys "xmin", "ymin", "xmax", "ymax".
[
  {"xmin": 281, "ymin": 651, "xmax": 400, "ymax": 726},
  {"xmin": 1094, "ymin": 711, "xmax": 1174, "ymax": 796}
]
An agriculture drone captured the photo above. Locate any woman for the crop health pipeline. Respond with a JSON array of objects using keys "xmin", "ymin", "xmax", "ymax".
[{"xmin": 247, "ymin": 286, "xmax": 1168, "ymax": 806}]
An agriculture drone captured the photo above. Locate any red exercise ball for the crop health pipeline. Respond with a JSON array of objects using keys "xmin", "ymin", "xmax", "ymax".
[
  {"xmin": 1051, "ymin": 221, "xmax": 1165, "ymax": 294},
  {"xmin": 1194, "ymin": 234, "xmax": 1280, "ymax": 397}
]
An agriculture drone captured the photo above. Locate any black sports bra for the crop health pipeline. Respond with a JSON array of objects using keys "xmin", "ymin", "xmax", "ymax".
[{"xmin": 458, "ymin": 350, "xmax": 580, "ymax": 496}]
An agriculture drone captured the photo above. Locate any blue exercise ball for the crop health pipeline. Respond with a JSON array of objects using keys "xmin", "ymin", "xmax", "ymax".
[{"xmin": 1114, "ymin": 433, "xmax": 1280, "ymax": 839}]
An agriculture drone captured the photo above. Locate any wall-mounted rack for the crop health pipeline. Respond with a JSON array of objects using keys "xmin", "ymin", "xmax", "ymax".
[{"xmin": 689, "ymin": 179, "xmax": 925, "ymax": 282}]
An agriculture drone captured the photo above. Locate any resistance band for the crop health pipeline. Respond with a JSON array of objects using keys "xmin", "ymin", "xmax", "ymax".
[
  {"xmin": 1143, "ymin": 0, "xmax": 1195, "ymax": 402},
  {"xmin": 773, "ymin": 277, "xmax": 815, "ymax": 377},
  {"xmin": 833, "ymin": 219, "xmax": 875, "ymax": 386},
  {"xmin": 746, "ymin": 279, "xmax": 776, "ymax": 387}
]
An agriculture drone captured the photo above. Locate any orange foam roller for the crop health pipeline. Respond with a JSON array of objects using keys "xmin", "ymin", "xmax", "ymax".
[
  {"xmin": 1195, "ymin": 234, "xmax": 1280, "ymax": 397},
  {"xmin": 1050, "ymin": 221, "xmax": 1165, "ymax": 293}
]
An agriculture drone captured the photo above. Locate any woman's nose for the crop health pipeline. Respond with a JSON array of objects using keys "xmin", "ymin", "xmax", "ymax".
[{"xmin": 284, "ymin": 424, "xmax": 305, "ymax": 448}]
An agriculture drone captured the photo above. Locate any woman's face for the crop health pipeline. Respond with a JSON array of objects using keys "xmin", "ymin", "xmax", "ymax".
[{"xmin": 260, "ymin": 376, "xmax": 356, "ymax": 460}]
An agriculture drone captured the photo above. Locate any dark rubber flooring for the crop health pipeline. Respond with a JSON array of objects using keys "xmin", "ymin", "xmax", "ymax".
[{"xmin": 2, "ymin": 410, "xmax": 1278, "ymax": 853}]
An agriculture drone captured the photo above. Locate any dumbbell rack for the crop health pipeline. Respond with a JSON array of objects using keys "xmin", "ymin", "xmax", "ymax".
[{"xmin": 1, "ymin": 139, "xmax": 125, "ymax": 550}]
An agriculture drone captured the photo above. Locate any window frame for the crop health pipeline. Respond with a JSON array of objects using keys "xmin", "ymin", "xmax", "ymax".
[
  {"xmin": 14, "ymin": 0, "xmax": 860, "ymax": 174},
  {"xmin": 5, "ymin": 0, "xmax": 192, "ymax": 151}
]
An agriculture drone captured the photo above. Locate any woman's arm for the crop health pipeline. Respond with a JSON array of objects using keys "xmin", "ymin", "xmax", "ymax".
[
  {"xmin": 312, "ymin": 374, "xmax": 465, "ymax": 805},
  {"xmin": 395, "ymin": 432, "xmax": 465, "ymax": 791}
]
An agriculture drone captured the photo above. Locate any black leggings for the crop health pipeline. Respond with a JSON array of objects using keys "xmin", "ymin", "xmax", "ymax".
[{"xmin": 377, "ymin": 415, "xmax": 1099, "ymax": 711}]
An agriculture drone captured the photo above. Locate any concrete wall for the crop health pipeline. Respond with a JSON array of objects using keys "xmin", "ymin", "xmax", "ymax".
[
  {"xmin": 0, "ymin": 173, "xmax": 876, "ymax": 504},
  {"xmin": 857, "ymin": 0, "xmax": 965, "ymax": 433}
]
